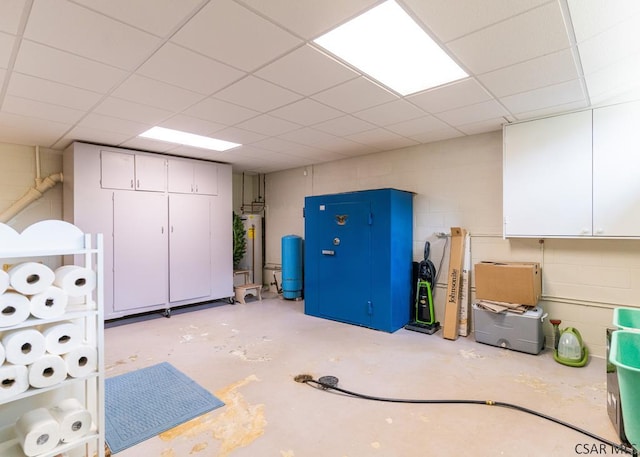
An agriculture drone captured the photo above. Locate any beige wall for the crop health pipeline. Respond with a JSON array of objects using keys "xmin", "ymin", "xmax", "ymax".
[
  {"xmin": 0, "ymin": 143, "xmax": 63, "ymax": 231},
  {"xmin": 263, "ymin": 131, "xmax": 640, "ymax": 358}
]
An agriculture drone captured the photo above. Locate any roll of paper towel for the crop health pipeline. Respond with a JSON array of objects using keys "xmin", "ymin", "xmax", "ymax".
[
  {"xmin": 29, "ymin": 286, "xmax": 68, "ymax": 319},
  {"xmin": 54, "ymin": 266, "xmax": 96, "ymax": 297},
  {"xmin": 2, "ymin": 328, "xmax": 46, "ymax": 365},
  {"xmin": 41, "ymin": 322, "xmax": 82, "ymax": 355},
  {"xmin": 15, "ymin": 407, "xmax": 62, "ymax": 457},
  {"xmin": 0, "ymin": 269, "xmax": 9, "ymax": 294},
  {"xmin": 0, "ymin": 340, "xmax": 4, "ymax": 365},
  {"xmin": 8, "ymin": 262, "xmax": 55, "ymax": 295},
  {"xmin": 0, "ymin": 364, "xmax": 29, "ymax": 400},
  {"xmin": 49, "ymin": 398, "xmax": 92, "ymax": 443},
  {"xmin": 28, "ymin": 354, "xmax": 67, "ymax": 388},
  {"xmin": 0, "ymin": 292, "xmax": 30, "ymax": 327},
  {"xmin": 62, "ymin": 345, "xmax": 97, "ymax": 378}
]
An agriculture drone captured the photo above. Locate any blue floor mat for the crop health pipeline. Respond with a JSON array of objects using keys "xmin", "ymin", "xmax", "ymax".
[{"xmin": 105, "ymin": 362, "xmax": 224, "ymax": 453}]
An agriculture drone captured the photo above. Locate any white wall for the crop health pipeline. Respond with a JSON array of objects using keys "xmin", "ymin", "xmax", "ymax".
[{"xmin": 263, "ymin": 131, "xmax": 640, "ymax": 357}]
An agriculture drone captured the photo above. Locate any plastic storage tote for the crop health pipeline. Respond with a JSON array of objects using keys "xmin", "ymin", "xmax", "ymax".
[
  {"xmin": 609, "ymin": 330, "xmax": 640, "ymax": 449},
  {"xmin": 613, "ymin": 307, "xmax": 640, "ymax": 331}
]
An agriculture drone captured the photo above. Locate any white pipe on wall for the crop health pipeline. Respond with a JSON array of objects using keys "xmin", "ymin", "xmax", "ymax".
[{"xmin": 0, "ymin": 172, "xmax": 63, "ymax": 223}]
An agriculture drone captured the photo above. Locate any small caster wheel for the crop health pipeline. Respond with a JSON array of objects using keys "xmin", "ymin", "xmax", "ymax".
[
  {"xmin": 227, "ymin": 296, "xmax": 235, "ymax": 305},
  {"xmin": 163, "ymin": 308, "xmax": 171, "ymax": 318}
]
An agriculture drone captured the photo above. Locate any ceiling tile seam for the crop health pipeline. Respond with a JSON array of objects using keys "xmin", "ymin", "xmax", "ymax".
[
  {"xmin": 0, "ymin": 0, "xmax": 34, "ymax": 115},
  {"xmin": 557, "ymin": 0, "xmax": 590, "ymax": 107}
]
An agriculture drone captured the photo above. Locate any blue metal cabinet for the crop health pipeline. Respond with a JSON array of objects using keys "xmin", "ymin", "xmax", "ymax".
[{"xmin": 304, "ymin": 189, "xmax": 413, "ymax": 332}]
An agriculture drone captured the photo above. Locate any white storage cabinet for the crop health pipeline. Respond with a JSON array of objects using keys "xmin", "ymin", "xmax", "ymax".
[{"xmin": 0, "ymin": 220, "xmax": 104, "ymax": 457}]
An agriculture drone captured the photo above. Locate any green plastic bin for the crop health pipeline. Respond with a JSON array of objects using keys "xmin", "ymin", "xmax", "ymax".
[
  {"xmin": 614, "ymin": 307, "xmax": 640, "ymax": 331},
  {"xmin": 609, "ymin": 330, "xmax": 640, "ymax": 449}
]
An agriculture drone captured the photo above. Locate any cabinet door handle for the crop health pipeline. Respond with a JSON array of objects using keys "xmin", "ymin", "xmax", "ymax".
[
  {"xmin": 130, "ymin": 179, "xmax": 134, "ymax": 188},
  {"xmin": 137, "ymin": 179, "xmax": 140, "ymax": 188},
  {"xmin": 171, "ymin": 226, "xmax": 174, "ymax": 233},
  {"xmin": 161, "ymin": 227, "xmax": 164, "ymax": 234},
  {"xmin": 322, "ymin": 250, "xmax": 335, "ymax": 255}
]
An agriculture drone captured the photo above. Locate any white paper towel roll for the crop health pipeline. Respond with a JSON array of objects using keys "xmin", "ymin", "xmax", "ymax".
[
  {"xmin": 49, "ymin": 398, "xmax": 92, "ymax": 443},
  {"xmin": 15, "ymin": 407, "xmax": 62, "ymax": 457},
  {"xmin": 0, "ymin": 292, "xmax": 30, "ymax": 327},
  {"xmin": 0, "ymin": 364, "xmax": 29, "ymax": 400},
  {"xmin": 40, "ymin": 322, "xmax": 82, "ymax": 355},
  {"xmin": 62, "ymin": 345, "xmax": 97, "ymax": 378},
  {"xmin": 2, "ymin": 329, "xmax": 46, "ymax": 365},
  {"xmin": 0, "ymin": 341, "xmax": 4, "ymax": 365},
  {"xmin": 27, "ymin": 354, "xmax": 67, "ymax": 388},
  {"xmin": 8, "ymin": 262, "xmax": 55, "ymax": 295},
  {"xmin": 0, "ymin": 269, "xmax": 9, "ymax": 294},
  {"xmin": 29, "ymin": 286, "xmax": 68, "ymax": 319},
  {"xmin": 54, "ymin": 265, "xmax": 96, "ymax": 297}
]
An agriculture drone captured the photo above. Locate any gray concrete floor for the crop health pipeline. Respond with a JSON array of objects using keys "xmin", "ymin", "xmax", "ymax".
[{"xmin": 104, "ymin": 293, "xmax": 624, "ymax": 457}]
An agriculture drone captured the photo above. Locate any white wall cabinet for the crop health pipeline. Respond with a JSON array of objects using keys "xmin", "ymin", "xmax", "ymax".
[
  {"xmin": 504, "ymin": 100, "xmax": 640, "ymax": 238},
  {"xmin": 100, "ymin": 150, "xmax": 166, "ymax": 192},
  {"xmin": 0, "ymin": 220, "xmax": 104, "ymax": 457},
  {"xmin": 168, "ymin": 158, "xmax": 218, "ymax": 195},
  {"xmin": 64, "ymin": 142, "xmax": 233, "ymax": 320}
]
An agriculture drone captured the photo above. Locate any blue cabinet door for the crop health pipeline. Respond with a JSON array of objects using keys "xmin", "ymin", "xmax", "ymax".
[{"xmin": 313, "ymin": 200, "xmax": 372, "ymax": 326}]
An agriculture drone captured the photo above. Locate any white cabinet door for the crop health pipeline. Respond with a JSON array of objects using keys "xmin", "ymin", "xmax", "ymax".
[
  {"xmin": 593, "ymin": 100, "xmax": 640, "ymax": 237},
  {"xmin": 101, "ymin": 150, "xmax": 134, "ymax": 190},
  {"xmin": 135, "ymin": 154, "xmax": 167, "ymax": 191},
  {"xmin": 169, "ymin": 194, "xmax": 211, "ymax": 302},
  {"xmin": 113, "ymin": 192, "xmax": 168, "ymax": 311},
  {"xmin": 503, "ymin": 110, "xmax": 593, "ymax": 237},
  {"xmin": 194, "ymin": 161, "xmax": 218, "ymax": 195},
  {"xmin": 167, "ymin": 159, "xmax": 194, "ymax": 193}
]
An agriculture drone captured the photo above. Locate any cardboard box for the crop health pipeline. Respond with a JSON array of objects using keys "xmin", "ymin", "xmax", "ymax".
[
  {"xmin": 474, "ymin": 261, "xmax": 541, "ymax": 306},
  {"xmin": 443, "ymin": 227, "xmax": 466, "ymax": 340}
]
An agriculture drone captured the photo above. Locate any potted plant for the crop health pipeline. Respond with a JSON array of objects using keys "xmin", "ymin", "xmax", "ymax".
[{"xmin": 232, "ymin": 212, "xmax": 247, "ymax": 269}]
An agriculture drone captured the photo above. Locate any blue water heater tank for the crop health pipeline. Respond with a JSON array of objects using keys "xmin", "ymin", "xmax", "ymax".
[{"xmin": 282, "ymin": 235, "xmax": 303, "ymax": 299}]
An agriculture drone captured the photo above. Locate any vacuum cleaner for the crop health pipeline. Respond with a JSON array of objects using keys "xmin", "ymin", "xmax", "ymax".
[
  {"xmin": 550, "ymin": 319, "xmax": 589, "ymax": 367},
  {"xmin": 405, "ymin": 241, "xmax": 440, "ymax": 335}
]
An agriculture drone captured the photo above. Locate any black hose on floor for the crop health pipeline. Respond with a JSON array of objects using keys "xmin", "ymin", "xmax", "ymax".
[{"xmin": 295, "ymin": 375, "xmax": 637, "ymax": 456}]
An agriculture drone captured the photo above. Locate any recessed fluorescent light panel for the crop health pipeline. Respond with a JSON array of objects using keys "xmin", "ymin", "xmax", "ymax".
[
  {"xmin": 314, "ymin": 0, "xmax": 467, "ymax": 96},
  {"xmin": 139, "ymin": 126, "xmax": 241, "ymax": 151}
]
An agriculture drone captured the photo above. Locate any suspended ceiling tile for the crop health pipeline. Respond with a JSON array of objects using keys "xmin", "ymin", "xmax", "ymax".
[
  {"xmin": 236, "ymin": 114, "xmax": 301, "ymax": 137},
  {"xmin": 270, "ymin": 98, "xmax": 343, "ymax": 126},
  {"xmin": 72, "ymin": 0, "xmax": 204, "ymax": 37},
  {"xmin": 138, "ymin": 43, "xmax": 246, "ymax": 95},
  {"xmin": 583, "ymin": 53, "xmax": 640, "ymax": 106},
  {"xmin": 436, "ymin": 99, "xmax": 509, "ymax": 126},
  {"xmin": 568, "ymin": 0, "xmax": 640, "ymax": 43},
  {"xmin": 312, "ymin": 77, "xmax": 397, "ymax": 114},
  {"xmin": 24, "ymin": 0, "xmax": 161, "ymax": 71},
  {"xmin": 78, "ymin": 112, "xmax": 151, "ymax": 136},
  {"xmin": 255, "ymin": 44, "xmax": 359, "ymax": 96},
  {"xmin": 93, "ymin": 97, "xmax": 173, "ymax": 126},
  {"xmin": 237, "ymin": 0, "xmax": 379, "ymax": 39},
  {"xmin": 214, "ymin": 76, "xmax": 302, "ymax": 112},
  {"xmin": 408, "ymin": 127, "xmax": 465, "ymax": 144},
  {"xmin": 354, "ymin": 99, "xmax": 426, "ymax": 127},
  {"xmin": 172, "ymin": 0, "xmax": 302, "ymax": 72},
  {"xmin": 576, "ymin": 16, "xmax": 640, "ymax": 76},
  {"xmin": 158, "ymin": 114, "xmax": 227, "ymax": 137},
  {"xmin": 499, "ymin": 79, "xmax": 586, "ymax": 115},
  {"xmin": 0, "ymin": 112, "xmax": 71, "ymax": 148},
  {"xmin": 347, "ymin": 128, "xmax": 417, "ymax": 150},
  {"xmin": 7, "ymin": 73, "xmax": 103, "ymax": 111},
  {"xmin": 447, "ymin": 2, "xmax": 570, "ymax": 75},
  {"xmin": 212, "ymin": 126, "xmax": 267, "ymax": 145},
  {"xmin": 510, "ymin": 99, "xmax": 589, "ymax": 121},
  {"xmin": 14, "ymin": 40, "xmax": 128, "ymax": 93},
  {"xmin": 57, "ymin": 125, "xmax": 135, "ymax": 150},
  {"xmin": 455, "ymin": 117, "xmax": 506, "ymax": 135},
  {"xmin": 184, "ymin": 97, "xmax": 260, "ymax": 126},
  {"xmin": 404, "ymin": 0, "xmax": 549, "ymax": 43},
  {"xmin": 313, "ymin": 115, "xmax": 376, "ymax": 137},
  {"xmin": 2, "ymin": 95, "xmax": 85, "ymax": 124},
  {"xmin": 281, "ymin": 126, "xmax": 339, "ymax": 148},
  {"xmin": 385, "ymin": 115, "xmax": 452, "ymax": 137},
  {"xmin": 408, "ymin": 78, "xmax": 492, "ymax": 114},
  {"xmin": 112, "ymin": 74, "xmax": 203, "ymax": 112},
  {"xmin": 0, "ymin": 32, "xmax": 14, "ymax": 68},
  {"xmin": 477, "ymin": 48, "xmax": 579, "ymax": 98},
  {"xmin": 0, "ymin": 0, "xmax": 27, "ymax": 34}
]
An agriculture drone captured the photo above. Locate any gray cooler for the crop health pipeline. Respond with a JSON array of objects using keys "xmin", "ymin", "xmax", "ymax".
[{"xmin": 473, "ymin": 303, "xmax": 546, "ymax": 354}]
